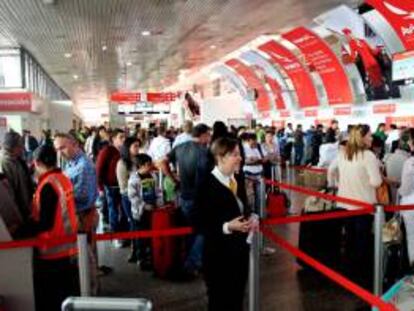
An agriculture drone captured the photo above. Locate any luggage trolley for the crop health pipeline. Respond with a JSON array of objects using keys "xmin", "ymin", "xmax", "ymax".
[{"xmin": 62, "ymin": 297, "xmax": 152, "ymax": 311}]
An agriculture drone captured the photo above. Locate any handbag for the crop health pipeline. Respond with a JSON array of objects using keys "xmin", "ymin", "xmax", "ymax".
[
  {"xmin": 382, "ymin": 215, "xmax": 403, "ymax": 244},
  {"xmin": 303, "ymin": 188, "xmax": 336, "ymax": 213},
  {"xmin": 376, "ymin": 181, "xmax": 390, "ymax": 205}
]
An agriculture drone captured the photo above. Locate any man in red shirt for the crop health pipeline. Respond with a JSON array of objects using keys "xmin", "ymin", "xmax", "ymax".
[{"xmin": 96, "ymin": 129, "xmax": 126, "ymax": 233}]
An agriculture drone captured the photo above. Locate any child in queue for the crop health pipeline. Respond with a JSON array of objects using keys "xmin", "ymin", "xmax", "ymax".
[{"xmin": 127, "ymin": 153, "xmax": 158, "ymax": 270}]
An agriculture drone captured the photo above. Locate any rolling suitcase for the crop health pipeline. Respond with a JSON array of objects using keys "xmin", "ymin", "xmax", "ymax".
[
  {"xmin": 151, "ymin": 205, "xmax": 181, "ymax": 278},
  {"xmin": 62, "ymin": 297, "xmax": 152, "ymax": 311},
  {"xmin": 266, "ymin": 188, "xmax": 289, "ymax": 218}
]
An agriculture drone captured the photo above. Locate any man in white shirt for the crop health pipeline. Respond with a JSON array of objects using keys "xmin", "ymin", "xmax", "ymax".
[
  {"xmin": 242, "ymin": 133, "xmax": 263, "ymax": 212},
  {"xmin": 172, "ymin": 120, "xmax": 193, "ymax": 149},
  {"xmin": 384, "ymin": 141, "xmax": 410, "ymax": 203},
  {"xmin": 147, "ymin": 125, "xmax": 171, "ymax": 164},
  {"xmin": 385, "ymin": 124, "xmax": 400, "ymax": 153}
]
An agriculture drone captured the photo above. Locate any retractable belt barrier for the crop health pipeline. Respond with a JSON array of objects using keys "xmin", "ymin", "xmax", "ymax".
[
  {"xmin": 0, "ymin": 227, "xmax": 193, "ymax": 251},
  {"xmin": 288, "ymin": 165, "xmax": 328, "ymax": 174},
  {"xmin": 262, "ymin": 208, "xmax": 373, "ymax": 225},
  {"xmin": 385, "ymin": 204, "xmax": 414, "ymax": 212},
  {"xmin": 265, "ymin": 178, "xmax": 373, "ymax": 210}
]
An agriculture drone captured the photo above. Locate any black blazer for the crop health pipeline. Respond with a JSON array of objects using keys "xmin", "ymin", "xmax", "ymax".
[{"xmin": 194, "ymin": 173, "xmax": 250, "ymax": 267}]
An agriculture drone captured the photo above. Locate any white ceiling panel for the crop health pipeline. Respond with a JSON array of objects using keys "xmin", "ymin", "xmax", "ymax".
[{"xmin": 0, "ymin": 0, "xmax": 360, "ymax": 108}]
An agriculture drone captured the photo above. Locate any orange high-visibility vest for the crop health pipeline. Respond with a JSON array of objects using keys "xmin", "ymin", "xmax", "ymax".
[{"xmin": 32, "ymin": 170, "xmax": 78, "ymax": 260}]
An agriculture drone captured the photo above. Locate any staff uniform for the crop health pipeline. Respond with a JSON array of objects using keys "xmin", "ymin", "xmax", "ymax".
[
  {"xmin": 195, "ymin": 167, "xmax": 250, "ymax": 311},
  {"xmin": 32, "ymin": 169, "xmax": 79, "ymax": 311}
]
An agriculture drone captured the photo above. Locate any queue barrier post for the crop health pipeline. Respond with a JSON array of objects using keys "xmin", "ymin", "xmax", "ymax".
[
  {"xmin": 77, "ymin": 233, "xmax": 91, "ymax": 297},
  {"xmin": 248, "ymin": 228, "xmax": 260, "ymax": 311},
  {"xmin": 374, "ymin": 204, "xmax": 385, "ymax": 297},
  {"xmin": 270, "ymin": 164, "xmax": 275, "ymax": 192},
  {"xmin": 158, "ymin": 170, "xmax": 164, "ymax": 205},
  {"xmin": 277, "ymin": 161, "xmax": 282, "ymax": 182},
  {"xmin": 286, "ymin": 161, "xmax": 292, "ymax": 205},
  {"xmin": 259, "ymin": 177, "xmax": 266, "ymax": 251}
]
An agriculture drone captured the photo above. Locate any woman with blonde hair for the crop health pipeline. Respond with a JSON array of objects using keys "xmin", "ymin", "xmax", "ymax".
[{"xmin": 337, "ymin": 124, "xmax": 382, "ymax": 284}]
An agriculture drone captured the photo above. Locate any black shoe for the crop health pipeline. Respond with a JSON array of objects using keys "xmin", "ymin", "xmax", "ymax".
[
  {"xmin": 98, "ymin": 265, "xmax": 113, "ymax": 276},
  {"xmin": 168, "ymin": 268, "xmax": 199, "ymax": 282},
  {"xmin": 127, "ymin": 253, "xmax": 138, "ymax": 263},
  {"xmin": 139, "ymin": 260, "xmax": 153, "ymax": 271},
  {"xmin": 121, "ymin": 240, "xmax": 131, "ymax": 248}
]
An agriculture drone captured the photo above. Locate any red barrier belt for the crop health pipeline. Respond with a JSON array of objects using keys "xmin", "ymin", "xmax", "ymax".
[
  {"xmin": 263, "ymin": 208, "xmax": 373, "ymax": 225},
  {"xmin": 265, "ymin": 179, "xmax": 373, "ymax": 210},
  {"xmin": 0, "ymin": 238, "xmax": 39, "ymax": 250},
  {"xmin": 290, "ymin": 165, "xmax": 327, "ymax": 173},
  {"xmin": 0, "ymin": 227, "xmax": 193, "ymax": 250},
  {"xmin": 261, "ymin": 227, "xmax": 396, "ymax": 311},
  {"xmin": 385, "ymin": 205, "xmax": 414, "ymax": 212},
  {"xmin": 0, "ymin": 234, "xmax": 77, "ymax": 250},
  {"xmin": 94, "ymin": 227, "xmax": 192, "ymax": 241}
]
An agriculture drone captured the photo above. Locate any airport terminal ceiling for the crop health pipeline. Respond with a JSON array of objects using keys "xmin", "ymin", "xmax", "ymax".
[{"xmin": 0, "ymin": 0, "xmax": 359, "ymax": 109}]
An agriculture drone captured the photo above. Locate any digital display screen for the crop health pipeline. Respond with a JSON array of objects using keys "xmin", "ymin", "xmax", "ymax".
[
  {"xmin": 393, "ymin": 51, "xmax": 414, "ymax": 81},
  {"xmin": 118, "ymin": 102, "xmax": 170, "ymax": 115}
]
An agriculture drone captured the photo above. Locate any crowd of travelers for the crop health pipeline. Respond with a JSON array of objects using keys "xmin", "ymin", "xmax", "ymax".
[{"xmin": 0, "ymin": 119, "xmax": 413, "ymax": 310}]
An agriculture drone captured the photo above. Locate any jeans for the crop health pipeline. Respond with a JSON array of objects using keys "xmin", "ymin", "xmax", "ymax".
[
  {"xmin": 104, "ymin": 186, "xmax": 122, "ymax": 232},
  {"xmin": 121, "ymin": 194, "xmax": 135, "ymax": 231},
  {"xmin": 121, "ymin": 194, "xmax": 139, "ymax": 256},
  {"xmin": 135, "ymin": 210, "xmax": 152, "ymax": 262},
  {"xmin": 180, "ymin": 197, "xmax": 203, "ymax": 272},
  {"xmin": 294, "ymin": 144, "xmax": 304, "ymax": 166},
  {"xmin": 245, "ymin": 175, "xmax": 261, "ymax": 213}
]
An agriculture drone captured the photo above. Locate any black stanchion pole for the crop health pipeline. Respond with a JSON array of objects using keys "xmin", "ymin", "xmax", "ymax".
[
  {"xmin": 249, "ymin": 229, "xmax": 260, "ymax": 311},
  {"xmin": 373, "ymin": 204, "xmax": 384, "ymax": 296},
  {"xmin": 77, "ymin": 233, "xmax": 91, "ymax": 297}
]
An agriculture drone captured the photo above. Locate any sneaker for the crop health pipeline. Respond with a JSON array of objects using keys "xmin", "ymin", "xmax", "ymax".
[
  {"xmin": 113, "ymin": 240, "xmax": 123, "ymax": 248},
  {"xmin": 261, "ymin": 246, "xmax": 276, "ymax": 256}
]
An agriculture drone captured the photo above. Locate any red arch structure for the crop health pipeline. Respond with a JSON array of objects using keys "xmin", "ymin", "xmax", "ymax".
[
  {"xmin": 282, "ymin": 27, "xmax": 354, "ymax": 105},
  {"xmin": 225, "ymin": 58, "xmax": 272, "ymax": 112},
  {"xmin": 258, "ymin": 40, "xmax": 320, "ymax": 108}
]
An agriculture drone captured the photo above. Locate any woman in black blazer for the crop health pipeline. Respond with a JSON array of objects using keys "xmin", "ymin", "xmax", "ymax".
[{"xmin": 194, "ymin": 137, "xmax": 253, "ymax": 311}]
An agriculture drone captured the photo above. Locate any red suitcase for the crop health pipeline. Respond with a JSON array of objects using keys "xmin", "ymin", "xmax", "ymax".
[
  {"xmin": 266, "ymin": 190, "xmax": 288, "ymax": 218},
  {"xmin": 151, "ymin": 205, "xmax": 186, "ymax": 280},
  {"xmin": 151, "ymin": 205, "xmax": 178, "ymax": 278}
]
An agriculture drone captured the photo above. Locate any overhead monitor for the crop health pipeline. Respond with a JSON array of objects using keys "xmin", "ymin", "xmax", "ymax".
[
  {"xmin": 392, "ymin": 51, "xmax": 414, "ymax": 81},
  {"xmin": 117, "ymin": 102, "xmax": 170, "ymax": 115}
]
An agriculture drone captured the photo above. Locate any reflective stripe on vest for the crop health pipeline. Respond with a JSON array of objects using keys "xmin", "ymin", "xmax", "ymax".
[{"xmin": 33, "ymin": 172, "xmax": 78, "ymax": 260}]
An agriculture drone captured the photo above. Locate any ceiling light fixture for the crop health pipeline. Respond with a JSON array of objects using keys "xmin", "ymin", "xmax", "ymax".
[
  {"xmin": 141, "ymin": 30, "xmax": 151, "ymax": 36},
  {"xmin": 73, "ymin": 74, "xmax": 79, "ymax": 80},
  {"xmin": 210, "ymin": 45, "xmax": 217, "ymax": 49},
  {"xmin": 64, "ymin": 53, "xmax": 72, "ymax": 58},
  {"xmin": 102, "ymin": 45, "xmax": 107, "ymax": 51},
  {"xmin": 126, "ymin": 62, "xmax": 132, "ymax": 66}
]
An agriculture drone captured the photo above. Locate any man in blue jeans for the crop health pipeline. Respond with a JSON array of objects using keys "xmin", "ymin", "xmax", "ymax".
[
  {"xmin": 162, "ymin": 124, "xmax": 214, "ymax": 277},
  {"xmin": 96, "ymin": 129, "xmax": 126, "ymax": 238}
]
